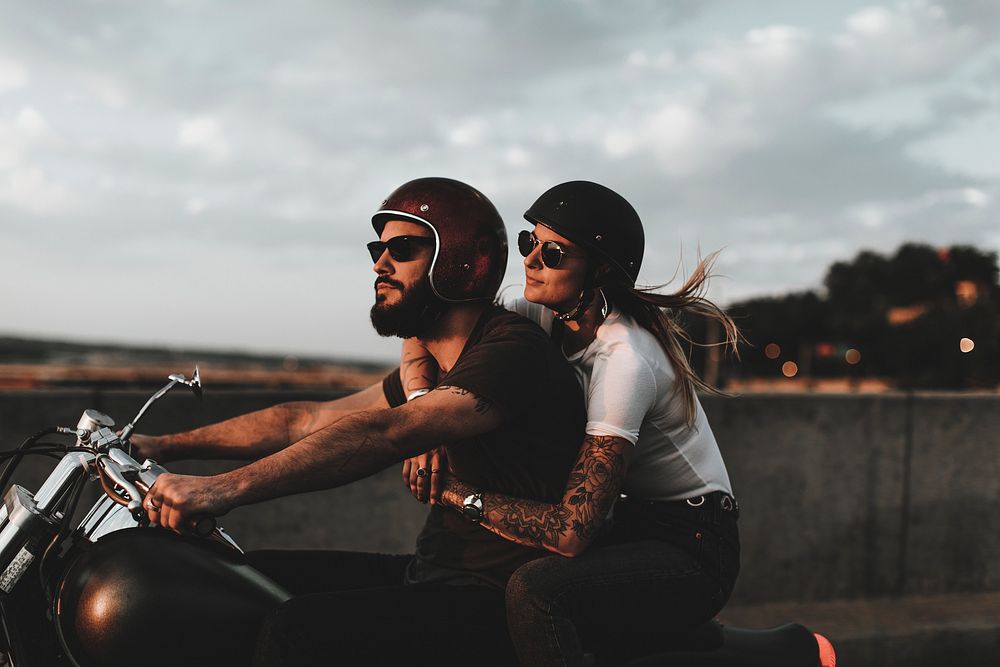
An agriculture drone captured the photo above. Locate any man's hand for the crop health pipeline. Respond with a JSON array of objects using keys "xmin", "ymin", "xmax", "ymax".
[
  {"xmin": 129, "ymin": 434, "xmax": 171, "ymax": 463},
  {"xmin": 144, "ymin": 473, "xmax": 238, "ymax": 534},
  {"xmin": 401, "ymin": 447, "xmax": 447, "ymax": 504}
]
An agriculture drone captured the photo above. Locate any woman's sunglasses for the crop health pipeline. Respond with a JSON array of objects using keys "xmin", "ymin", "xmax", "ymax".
[
  {"xmin": 517, "ymin": 230, "xmax": 583, "ymax": 269},
  {"xmin": 367, "ymin": 236, "xmax": 435, "ymax": 263}
]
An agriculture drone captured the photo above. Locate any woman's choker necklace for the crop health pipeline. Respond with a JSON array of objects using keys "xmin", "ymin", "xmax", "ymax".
[
  {"xmin": 554, "ymin": 296, "xmax": 588, "ymax": 321},
  {"xmin": 553, "ymin": 289, "xmax": 608, "ymax": 322}
]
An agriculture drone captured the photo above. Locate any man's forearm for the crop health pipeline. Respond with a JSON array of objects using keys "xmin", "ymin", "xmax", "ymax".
[
  {"xmin": 213, "ymin": 407, "xmax": 418, "ymax": 507},
  {"xmin": 155, "ymin": 401, "xmax": 318, "ymax": 460},
  {"xmin": 147, "ymin": 381, "xmax": 387, "ymax": 462}
]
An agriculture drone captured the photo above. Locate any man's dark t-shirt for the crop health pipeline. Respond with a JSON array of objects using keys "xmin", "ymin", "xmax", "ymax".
[{"xmin": 382, "ymin": 305, "xmax": 586, "ymax": 588}]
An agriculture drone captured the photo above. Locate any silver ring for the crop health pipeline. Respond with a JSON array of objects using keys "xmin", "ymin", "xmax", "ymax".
[
  {"xmin": 685, "ymin": 496, "xmax": 706, "ymax": 507},
  {"xmin": 416, "ymin": 467, "xmax": 428, "ymax": 478},
  {"xmin": 147, "ymin": 500, "xmax": 161, "ymax": 512}
]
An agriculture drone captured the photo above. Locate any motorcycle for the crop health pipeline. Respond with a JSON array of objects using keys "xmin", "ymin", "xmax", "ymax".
[
  {"xmin": 0, "ymin": 369, "xmax": 836, "ymax": 666},
  {"xmin": 0, "ymin": 369, "xmax": 290, "ymax": 667}
]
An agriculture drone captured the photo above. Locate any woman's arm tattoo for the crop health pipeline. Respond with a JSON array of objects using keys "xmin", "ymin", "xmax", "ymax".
[
  {"xmin": 441, "ymin": 434, "xmax": 630, "ymax": 555},
  {"xmin": 564, "ymin": 435, "xmax": 627, "ymax": 542},
  {"xmin": 489, "ymin": 497, "xmax": 572, "ymax": 549}
]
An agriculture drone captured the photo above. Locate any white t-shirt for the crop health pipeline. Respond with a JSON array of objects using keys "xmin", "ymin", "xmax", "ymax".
[{"xmin": 503, "ymin": 295, "xmax": 733, "ymax": 502}]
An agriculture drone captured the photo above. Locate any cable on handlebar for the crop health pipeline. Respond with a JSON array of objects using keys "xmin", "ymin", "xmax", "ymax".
[
  {"xmin": 0, "ymin": 427, "xmax": 66, "ymax": 497},
  {"xmin": 0, "ymin": 451, "xmax": 63, "ymax": 462},
  {"xmin": 0, "ymin": 445, "xmax": 98, "ymax": 463}
]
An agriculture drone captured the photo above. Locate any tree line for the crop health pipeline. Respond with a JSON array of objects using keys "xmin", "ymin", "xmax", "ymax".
[{"xmin": 692, "ymin": 243, "xmax": 1000, "ymax": 390}]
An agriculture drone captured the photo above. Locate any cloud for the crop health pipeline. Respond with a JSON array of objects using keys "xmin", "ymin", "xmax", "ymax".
[
  {"xmin": 448, "ymin": 118, "xmax": 488, "ymax": 148},
  {"xmin": 0, "ymin": 0, "xmax": 998, "ymax": 356},
  {"xmin": 178, "ymin": 116, "xmax": 230, "ymax": 161},
  {"xmin": 603, "ymin": 100, "xmax": 759, "ymax": 177},
  {"xmin": 0, "ymin": 166, "xmax": 72, "ymax": 216},
  {"xmin": 0, "ymin": 106, "xmax": 75, "ymax": 215},
  {"xmin": 834, "ymin": 1, "xmax": 984, "ymax": 85},
  {"xmin": 0, "ymin": 55, "xmax": 27, "ymax": 92}
]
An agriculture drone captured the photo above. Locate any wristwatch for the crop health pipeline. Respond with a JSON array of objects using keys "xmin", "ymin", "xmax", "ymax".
[{"xmin": 462, "ymin": 492, "xmax": 484, "ymax": 523}]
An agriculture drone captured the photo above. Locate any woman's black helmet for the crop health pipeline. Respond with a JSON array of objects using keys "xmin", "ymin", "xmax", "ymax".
[{"xmin": 523, "ymin": 181, "xmax": 644, "ymax": 286}]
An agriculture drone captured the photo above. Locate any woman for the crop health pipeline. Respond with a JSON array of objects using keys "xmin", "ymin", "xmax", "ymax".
[{"xmin": 401, "ymin": 181, "xmax": 741, "ymax": 665}]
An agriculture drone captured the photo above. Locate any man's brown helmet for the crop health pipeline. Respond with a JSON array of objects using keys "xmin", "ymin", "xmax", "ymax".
[{"xmin": 372, "ymin": 177, "xmax": 508, "ymax": 302}]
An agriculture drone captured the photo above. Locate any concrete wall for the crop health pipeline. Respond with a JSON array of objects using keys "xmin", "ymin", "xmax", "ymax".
[
  {"xmin": 703, "ymin": 393, "xmax": 1000, "ymax": 605},
  {"xmin": 2, "ymin": 389, "xmax": 997, "ymax": 606}
]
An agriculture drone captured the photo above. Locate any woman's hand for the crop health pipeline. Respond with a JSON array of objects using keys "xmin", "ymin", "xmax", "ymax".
[{"xmin": 401, "ymin": 447, "xmax": 448, "ymax": 504}]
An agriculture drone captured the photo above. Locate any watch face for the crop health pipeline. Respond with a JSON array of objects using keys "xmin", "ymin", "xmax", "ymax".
[{"xmin": 462, "ymin": 496, "xmax": 484, "ymax": 522}]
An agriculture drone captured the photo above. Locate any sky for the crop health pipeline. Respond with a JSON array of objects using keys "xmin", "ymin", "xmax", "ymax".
[{"xmin": 1, "ymin": 0, "xmax": 998, "ymax": 363}]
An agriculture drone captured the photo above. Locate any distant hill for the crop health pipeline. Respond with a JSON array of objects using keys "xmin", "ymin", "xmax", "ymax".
[
  {"xmin": 0, "ymin": 335, "xmax": 392, "ymax": 390},
  {"xmin": 0, "ymin": 335, "xmax": 385, "ymax": 370}
]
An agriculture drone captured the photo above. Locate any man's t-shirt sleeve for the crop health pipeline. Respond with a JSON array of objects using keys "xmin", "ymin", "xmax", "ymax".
[
  {"xmin": 439, "ymin": 323, "xmax": 549, "ymax": 423},
  {"xmin": 382, "ymin": 367, "xmax": 406, "ymax": 408}
]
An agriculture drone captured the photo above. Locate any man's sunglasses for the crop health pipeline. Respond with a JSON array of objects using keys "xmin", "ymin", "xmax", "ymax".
[
  {"xmin": 367, "ymin": 236, "xmax": 435, "ymax": 263},
  {"xmin": 517, "ymin": 230, "xmax": 583, "ymax": 269}
]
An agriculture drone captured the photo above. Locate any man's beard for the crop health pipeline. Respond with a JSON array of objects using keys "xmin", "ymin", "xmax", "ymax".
[{"xmin": 369, "ymin": 275, "xmax": 440, "ymax": 338}]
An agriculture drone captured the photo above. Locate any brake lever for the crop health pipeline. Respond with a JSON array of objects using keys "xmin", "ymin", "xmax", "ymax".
[
  {"xmin": 102, "ymin": 448, "xmax": 218, "ymax": 537},
  {"xmin": 96, "ymin": 457, "xmax": 143, "ymax": 517}
]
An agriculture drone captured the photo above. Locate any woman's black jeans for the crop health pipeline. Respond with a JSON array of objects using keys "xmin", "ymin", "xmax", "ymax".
[{"xmin": 505, "ymin": 493, "xmax": 741, "ymax": 666}]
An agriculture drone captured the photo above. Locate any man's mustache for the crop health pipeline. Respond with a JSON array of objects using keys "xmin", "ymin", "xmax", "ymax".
[{"xmin": 375, "ymin": 276, "xmax": 404, "ymax": 290}]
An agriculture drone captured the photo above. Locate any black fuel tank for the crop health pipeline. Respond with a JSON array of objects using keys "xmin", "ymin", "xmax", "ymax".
[{"xmin": 55, "ymin": 528, "xmax": 291, "ymax": 667}]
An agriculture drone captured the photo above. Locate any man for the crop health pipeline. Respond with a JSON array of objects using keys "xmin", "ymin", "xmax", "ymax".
[{"xmin": 134, "ymin": 177, "xmax": 586, "ymax": 664}]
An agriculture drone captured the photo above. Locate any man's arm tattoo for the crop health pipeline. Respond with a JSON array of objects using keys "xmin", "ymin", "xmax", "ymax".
[
  {"xmin": 435, "ymin": 385, "xmax": 494, "ymax": 416},
  {"xmin": 401, "ymin": 351, "xmax": 438, "ymax": 393},
  {"xmin": 332, "ymin": 435, "xmax": 371, "ymax": 476}
]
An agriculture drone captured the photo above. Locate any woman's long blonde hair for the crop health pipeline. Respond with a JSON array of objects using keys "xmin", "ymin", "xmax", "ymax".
[{"xmin": 602, "ymin": 251, "xmax": 741, "ymax": 428}]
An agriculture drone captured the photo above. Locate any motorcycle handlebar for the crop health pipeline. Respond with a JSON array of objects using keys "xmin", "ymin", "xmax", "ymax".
[
  {"xmin": 190, "ymin": 515, "xmax": 217, "ymax": 537},
  {"xmin": 97, "ymin": 448, "xmax": 217, "ymax": 538}
]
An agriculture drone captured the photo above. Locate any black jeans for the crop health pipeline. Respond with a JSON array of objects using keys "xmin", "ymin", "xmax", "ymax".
[
  {"xmin": 505, "ymin": 494, "xmax": 741, "ymax": 666},
  {"xmin": 247, "ymin": 550, "xmax": 518, "ymax": 666}
]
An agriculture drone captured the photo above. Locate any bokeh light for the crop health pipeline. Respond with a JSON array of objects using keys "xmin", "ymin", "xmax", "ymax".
[
  {"xmin": 960, "ymin": 338, "xmax": 975, "ymax": 353},
  {"xmin": 845, "ymin": 348, "xmax": 861, "ymax": 365},
  {"xmin": 781, "ymin": 361, "xmax": 798, "ymax": 378},
  {"xmin": 765, "ymin": 343, "xmax": 781, "ymax": 359}
]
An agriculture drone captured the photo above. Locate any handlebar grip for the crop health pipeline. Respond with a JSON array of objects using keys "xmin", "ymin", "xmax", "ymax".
[{"xmin": 190, "ymin": 515, "xmax": 216, "ymax": 537}]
